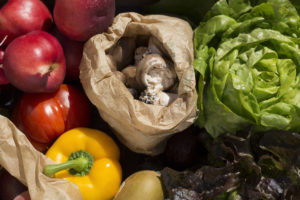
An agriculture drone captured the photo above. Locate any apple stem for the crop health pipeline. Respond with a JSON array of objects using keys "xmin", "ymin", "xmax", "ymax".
[
  {"xmin": 48, "ymin": 64, "xmax": 57, "ymax": 73},
  {"xmin": 0, "ymin": 36, "xmax": 7, "ymax": 47}
]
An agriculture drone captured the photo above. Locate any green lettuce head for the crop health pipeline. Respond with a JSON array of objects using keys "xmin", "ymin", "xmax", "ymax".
[{"xmin": 194, "ymin": 0, "xmax": 300, "ymax": 138}]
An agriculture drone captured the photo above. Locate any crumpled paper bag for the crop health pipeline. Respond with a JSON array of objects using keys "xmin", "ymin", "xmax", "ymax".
[
  {"xmin": 80, "ymin": 12, "xmax": 198, "ymax": 155},
  {"xmin": 0, "ymin": 115, "xmax": 82, "ymax": 200}
]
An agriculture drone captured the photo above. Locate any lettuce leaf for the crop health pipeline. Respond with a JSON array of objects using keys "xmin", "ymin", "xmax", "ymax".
[{"xmin": 194, "ymin": 0, "xmax": 300, "ymax": 138}]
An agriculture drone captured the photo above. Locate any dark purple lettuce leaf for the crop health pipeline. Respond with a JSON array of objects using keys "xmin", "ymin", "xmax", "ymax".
[
  {"xmin": 161, "ymin": 166, "xmax": 239, "ymax": 200},
  {"xmin": 169, "ymin": 188, "xmax": 202, "ymax": 200},
  {"xmin": 161, "ymin": 129, "xmax": 300, "ymax": 200}
]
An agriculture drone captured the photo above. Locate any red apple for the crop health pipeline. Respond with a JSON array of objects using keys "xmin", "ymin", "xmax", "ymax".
[
  {"xmin": 3, "ymin": 31, "xmax": 66, "ymax": 93},
  {"xmin": 0, "ymin": 49, "xmax": 4, "ymax": 63},
  {"xmin": 54, "ymin": 0, "xmax": 115, "ymax": 41},
  {"xmin": 52, "ymin": 28, "xmax": 84, "ymax": 81},
  {"xmin": 0, "ymin": 49, "xmax": 9, "ymax": 85},
  {"xmin": 0, "ymin": 0, "xmax": 52, "ymax": 46}
]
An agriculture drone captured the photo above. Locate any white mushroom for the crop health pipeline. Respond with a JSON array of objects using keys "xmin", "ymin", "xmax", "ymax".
[
  {"xmin": 157, "ymin": 92, "xmax": 178, "ymax": 106},
  {"xmin": 109, "ymin": 37, "xmax": 136, "ymax": 70},
  {"xmin": 121, "ymin": 66, "xmax": 142, "ymax": 89},
  {"xmin": 134, "ymin": 46, "xmax": 150, "ymax": 65},
  {"xmin": 135, "ymin": 54, "xmax": 177, "ymax": 91},
  {"xmin": 139, "ymin": 87, "xmax": 160, "ymax": 105},
  {"xmin": 139, "ymin": 89, "xmax": 177, "ymax": 106},
  {"xmin": 136, "ymin": 54, "xmax": 178, "ymax": 107},
  {"xmin": 148, "ymin": 36, "xmax": 169, "ymax": 57}
]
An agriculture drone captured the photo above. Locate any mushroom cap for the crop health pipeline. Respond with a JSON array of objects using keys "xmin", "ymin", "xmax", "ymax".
[
  {"xmin": 122, "ymin": 65, "xmax": 141, "ymax": 89},
  {"xmin": 134, "ymin": 46, "xmax": 150, "ymax": 65},
  {"xmin": 136, "ymin": 54, "xmax": 177, "ymax": 91}
]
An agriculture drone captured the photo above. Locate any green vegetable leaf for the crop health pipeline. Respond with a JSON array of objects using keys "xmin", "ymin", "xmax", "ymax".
[
  {"xmin": 194, "ymin": 0, "xmax": 300, "ymax": 137},
  {"xmin": 239, "ymin": 0, "xmax": 300, "ymax": 37},
  {"xmin": 205, "ymin": 0, "xmax": 252, "ymax": 20},
  {"xmin": 194, "ymin": 15, "xmax": 236, "ymax": 50}
]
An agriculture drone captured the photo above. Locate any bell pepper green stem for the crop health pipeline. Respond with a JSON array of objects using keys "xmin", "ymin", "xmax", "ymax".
[
  {"xmin": 43, "ymin": 157, "xmax": 88, "ymax": 177},
  {"xmin": 43, "ymin": 150, "xmax": 94, "ymax": 177}
]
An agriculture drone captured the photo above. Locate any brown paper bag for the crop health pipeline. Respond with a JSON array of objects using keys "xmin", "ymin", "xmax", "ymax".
[
  {"xmin": 80, "ymin": 12, "xmax": 198, "ymax": 155},
  {"xmin": 0, "ymin": 115, "xmax": 82, "ymax": 200}
]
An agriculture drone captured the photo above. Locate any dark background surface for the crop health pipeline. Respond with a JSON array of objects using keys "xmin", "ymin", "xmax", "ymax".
[{"xmin": 0, "ymin": 0, "xmax": 160, "ymax": 14}]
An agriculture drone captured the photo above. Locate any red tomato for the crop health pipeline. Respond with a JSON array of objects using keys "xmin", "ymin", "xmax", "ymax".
[{"xmin": 12, "ymin": 84, "xmax": 91, "ymax": 152}]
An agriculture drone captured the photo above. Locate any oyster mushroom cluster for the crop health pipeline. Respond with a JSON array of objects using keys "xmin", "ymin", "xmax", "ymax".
[{"xmin": 107, "ymin": 36, "xmax": 178, "ymax": 106}]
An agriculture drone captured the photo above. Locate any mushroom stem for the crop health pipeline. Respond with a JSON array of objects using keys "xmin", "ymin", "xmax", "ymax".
[
  {"xmin": 136, "ymin": 54, "xmax": 177, "ymax": 91},
  {"xmin": 157, "ymin": 92, "xmax": 178, "ymax": 106},
  {"xmin": 139, "ymin": 88, "xmax": 177, "ymax": 106}
]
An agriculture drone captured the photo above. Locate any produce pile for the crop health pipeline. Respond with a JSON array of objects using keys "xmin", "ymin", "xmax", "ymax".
[{"xmin": 0, "ymin": 0, "xmax": 299, "ymax": 200}]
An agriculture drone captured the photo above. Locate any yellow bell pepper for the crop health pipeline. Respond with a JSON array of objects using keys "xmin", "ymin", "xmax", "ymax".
[{"xmin": 43, "ymin": 128, "xmax": 122, "ymax": 200}]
